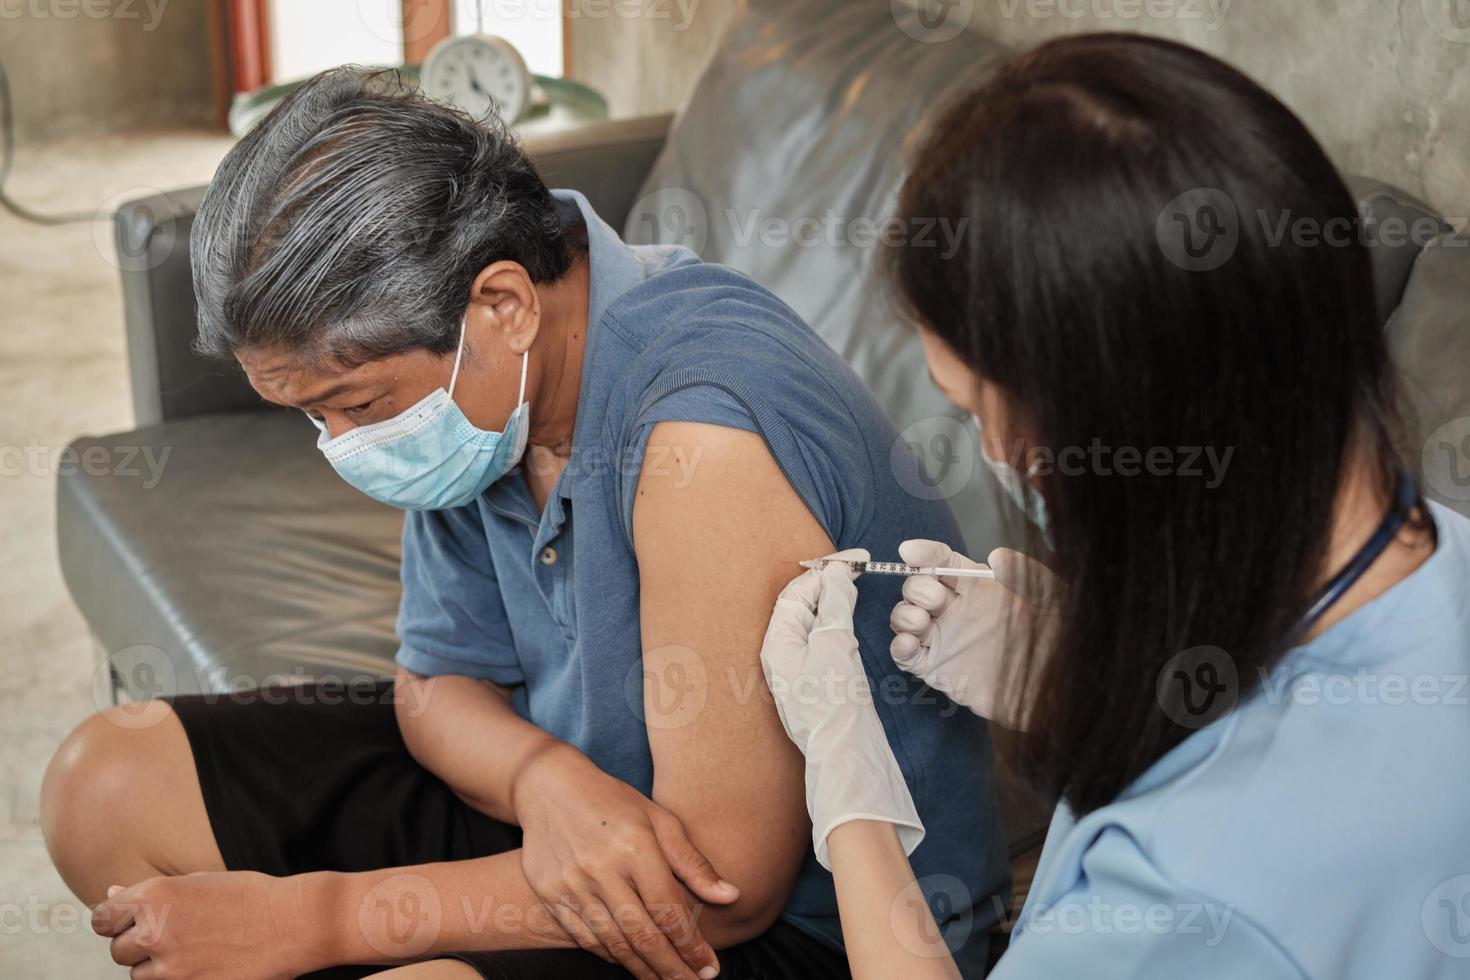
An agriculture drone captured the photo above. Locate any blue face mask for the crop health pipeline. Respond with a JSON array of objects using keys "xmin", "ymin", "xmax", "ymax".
[
  {"xmin": 973, "ymin": 413, "xmax": 1049, "ymax": 538},
  {"xmin": 309, "ymin": 318, "xmax": 530, "ymax": 511}
]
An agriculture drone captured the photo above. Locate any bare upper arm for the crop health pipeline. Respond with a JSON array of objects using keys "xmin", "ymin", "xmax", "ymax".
[{"xmin": 632, "ymin": 420, "xmax": 836, "ymax": 933}]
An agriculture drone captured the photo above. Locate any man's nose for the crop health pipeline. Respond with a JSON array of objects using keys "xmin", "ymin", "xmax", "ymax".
[{"xmin": 313, "ymin": 411, "xmax": 358, "ymax": 440}]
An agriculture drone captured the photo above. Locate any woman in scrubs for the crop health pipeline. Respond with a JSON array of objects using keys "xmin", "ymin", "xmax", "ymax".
[{"xmin": 761, "ymin": 33, "xmax": 1470, "ymax": 979}]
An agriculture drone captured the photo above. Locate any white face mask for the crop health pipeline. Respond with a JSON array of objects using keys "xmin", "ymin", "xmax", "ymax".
[
  {"xmin": 308, "ymin": 317, "xmax": 531, "ymax": 510},
  {"xmin": 973, "ymin": 413, "xmax": 1049, "ymax": 537}
]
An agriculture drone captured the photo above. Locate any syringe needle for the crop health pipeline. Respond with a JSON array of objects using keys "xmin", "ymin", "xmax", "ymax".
[{"xmin": 797, "ymin": 559, "xmax": 995, "ymax": 579}]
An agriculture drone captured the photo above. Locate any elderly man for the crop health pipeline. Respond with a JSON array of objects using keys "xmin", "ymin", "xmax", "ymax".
[{"xmin": 42, "ymin": 67, "xmax": 1008, "ymax": 980}]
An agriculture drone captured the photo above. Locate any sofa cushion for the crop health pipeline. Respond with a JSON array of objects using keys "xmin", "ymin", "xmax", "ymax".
[
  {"xmin": 57, "ymin": 411, "xmax": 402, "ymax": 695},
  {"xmin": 626, "ymin": 0, "xmax": 1017, "ymax": 555},
  {"xmin": 114, "ymin": 185, "xmax": 269, "ymax": 427},
  {"xmin": 1386, "ymin": 228, "xmax": 1470, "ymax": 518},
  {"xmin": 1345, "ymin": 176, "xmax": 1452, "ymax": 326}
]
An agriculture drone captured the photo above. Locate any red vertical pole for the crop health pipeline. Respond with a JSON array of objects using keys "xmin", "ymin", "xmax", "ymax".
[
  {"xmin": 402, "ymin": 0, "xmax": 453, "ymax": 66},
  {"xmin": 228, "ymin": 0, "xmax": 272, "ymax": 94}
]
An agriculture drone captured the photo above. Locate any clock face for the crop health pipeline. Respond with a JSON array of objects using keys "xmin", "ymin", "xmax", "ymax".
[{"xmin": 421, "ymin": 35, "xmax": 532, "ymax": 123}]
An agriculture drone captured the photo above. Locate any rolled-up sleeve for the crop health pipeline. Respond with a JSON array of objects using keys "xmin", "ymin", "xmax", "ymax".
[{"xmin": 395, "ymin": 504, "xmax": 523, "ymax": 685}]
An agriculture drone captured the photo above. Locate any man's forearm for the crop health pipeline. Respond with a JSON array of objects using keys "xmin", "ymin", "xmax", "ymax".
[
  {"xmin": 294, "ymin": 849, "xmax": 580, "ymax": 970},
  {"xmin": 394, "ymin": 669, "xmax": 565, "ymax": 823}
]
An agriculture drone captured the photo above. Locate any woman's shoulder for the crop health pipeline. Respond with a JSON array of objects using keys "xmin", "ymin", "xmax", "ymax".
[
  {"xmin": 1428, "ymin": 501, "xmax": 1470, "ymax": 584},
  {"xmin": 1076, "ymin": 601, "xmax": 1470, "ymax": 974},
  {"xmin": 1029, "ymin": 675, "xmax": 1466, "ymax": 977}
]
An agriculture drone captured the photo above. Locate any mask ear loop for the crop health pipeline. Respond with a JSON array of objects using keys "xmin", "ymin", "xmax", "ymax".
[
  {"xmin": 976, "ymin": 413, "xmax": 1044, "ymax": 481},
  {"xmin": 447, "ymin": 315, "xmax": 469, "ymax": 397},
  {"xmin": 447, "ymin": 316, "xmax": 530, "ymax": 410}
]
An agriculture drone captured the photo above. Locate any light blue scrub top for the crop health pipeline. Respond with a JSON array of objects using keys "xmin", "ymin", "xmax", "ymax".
[{"xmin": 994, "ymin": 501, "xmax": 1470, "ymax": 979}]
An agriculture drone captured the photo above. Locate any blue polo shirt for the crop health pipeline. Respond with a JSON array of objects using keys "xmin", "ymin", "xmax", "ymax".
[{"xmin": 395, "ymin": 190, "xmax": 1008, "ymax": 969}]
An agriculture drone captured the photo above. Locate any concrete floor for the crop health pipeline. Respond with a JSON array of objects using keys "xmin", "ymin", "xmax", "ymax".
[{"xmin": 0, "ymin": 128, "xmax": 233, "ymax": 979}]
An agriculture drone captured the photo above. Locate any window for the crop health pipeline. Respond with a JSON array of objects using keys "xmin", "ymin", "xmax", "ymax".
[
  {"xmin": 452, "ymin": 0, "xmax": 564, "ymax": 77},
  {"xmin": 267, "ymin": 0, "xmax": 564, "ymax": 82},
  {"xmin": 268, "ymin": 0, "xmax": 403, "ymax": 80}
]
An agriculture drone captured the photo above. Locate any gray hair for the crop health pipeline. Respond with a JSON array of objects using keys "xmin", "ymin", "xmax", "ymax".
[{"xmin": 191, "ymin": 66, "xmax": 578, "ymax": 365}]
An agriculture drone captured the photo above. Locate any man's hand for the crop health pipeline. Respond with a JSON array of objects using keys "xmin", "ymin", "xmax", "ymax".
[
  {"xmin": 92, "ymin": 871, "xmax": 328, "ymax": 979},
  {"xmin": 394, "ymin": 669, "xmax": 736, "ymax": 975},
  {"xmin": 514, "ymin": 744, "xmax": 740, "ymax": 980}
]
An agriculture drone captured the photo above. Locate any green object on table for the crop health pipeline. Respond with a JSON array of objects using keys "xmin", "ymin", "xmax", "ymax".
[{"xmin": 228, "ymin": 64, "xmax": 608, "ymax": 139}]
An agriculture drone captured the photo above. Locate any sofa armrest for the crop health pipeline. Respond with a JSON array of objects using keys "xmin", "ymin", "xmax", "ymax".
[
  {"xmin": 116, "ymin": 185, "xmax": 262, "ymax": 427},
  {"xmin": 522, "ymin": 112, "xmax": 673, "ymax": 230},
  {"xmin": 117, "ymin": 113, "xmax": 672, "ymax": 426}
]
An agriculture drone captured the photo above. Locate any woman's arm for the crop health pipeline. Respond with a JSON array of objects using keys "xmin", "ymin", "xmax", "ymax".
[
  {"xmin": 828, "ymin": 821, "xmax": 962, "ymax": 980},
  {"xmin": 758, "ymin": 554, "xmax": 963, "ymax": 977}
]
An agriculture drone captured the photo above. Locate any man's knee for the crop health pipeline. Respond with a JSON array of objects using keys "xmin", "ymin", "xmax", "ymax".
[{"xmin": 40, "ymin": 703, "xmax": 198, "ymax": 900}]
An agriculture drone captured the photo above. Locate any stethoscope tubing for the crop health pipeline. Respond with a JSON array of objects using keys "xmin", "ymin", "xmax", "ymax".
[{"xmin": 1280, "ymin": 469, "xmax": 1423, "ymax": 651}]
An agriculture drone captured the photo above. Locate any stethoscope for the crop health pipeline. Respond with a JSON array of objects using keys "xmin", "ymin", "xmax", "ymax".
[{"xmin": 1279, "ymin": 469, "xmax": 1424, "ymax": 650}]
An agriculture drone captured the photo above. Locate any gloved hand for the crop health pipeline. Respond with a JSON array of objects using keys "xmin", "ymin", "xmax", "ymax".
[
  {"xmin": 761, "ymin": 549, "xmax": 924, "ymax": 870},
  {"xmin": 889, "ymin": 539, "xmax": 1059, "ymax": 729}
]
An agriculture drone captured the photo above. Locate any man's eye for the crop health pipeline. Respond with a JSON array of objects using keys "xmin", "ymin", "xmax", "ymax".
[{"xmin": 344, "ymin": 401, "xmax": 376, "ymax": 416}]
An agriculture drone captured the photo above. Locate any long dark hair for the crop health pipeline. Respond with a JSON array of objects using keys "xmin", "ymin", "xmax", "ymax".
[{"xmin": 889, "ymin": 34, "xmax": 1403, "ymax": 815}]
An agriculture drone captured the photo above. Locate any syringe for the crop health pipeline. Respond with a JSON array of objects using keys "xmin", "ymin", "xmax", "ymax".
[{"xmin": 798, "ymin": 559, "xmax": 995, "ymax": 579}]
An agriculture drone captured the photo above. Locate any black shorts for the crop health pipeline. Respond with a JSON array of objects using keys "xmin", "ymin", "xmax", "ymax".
[{"xmin": 167, "ymin": 681, "xmax": 851, "ymax": 980}]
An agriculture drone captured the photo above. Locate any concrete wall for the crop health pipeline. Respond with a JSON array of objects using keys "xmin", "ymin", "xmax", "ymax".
[
  {"xmin": 565, "ymin": 0, "xmax": 1470, "ymax": 217},
  {"xmin": 0, "ymin": 0, "xmax": 217, "ymax": 141},
  {"xmin": 564, "ymin": 0, "xmax": 737, "ymax": 117}
]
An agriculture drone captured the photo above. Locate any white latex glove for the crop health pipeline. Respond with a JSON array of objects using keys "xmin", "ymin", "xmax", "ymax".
[
  {"xmin": 761, "ymin": 548, "xmax": 924, "ymax": 871},
  {"xmin": 889, "ymin": 539, "xmax": 1059, "ymax": 729}
]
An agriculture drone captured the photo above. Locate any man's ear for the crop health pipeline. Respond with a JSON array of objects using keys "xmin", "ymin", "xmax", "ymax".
[{"xmin": 468, "ymin": 261, "xmax": 541, "ymax": 354}]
